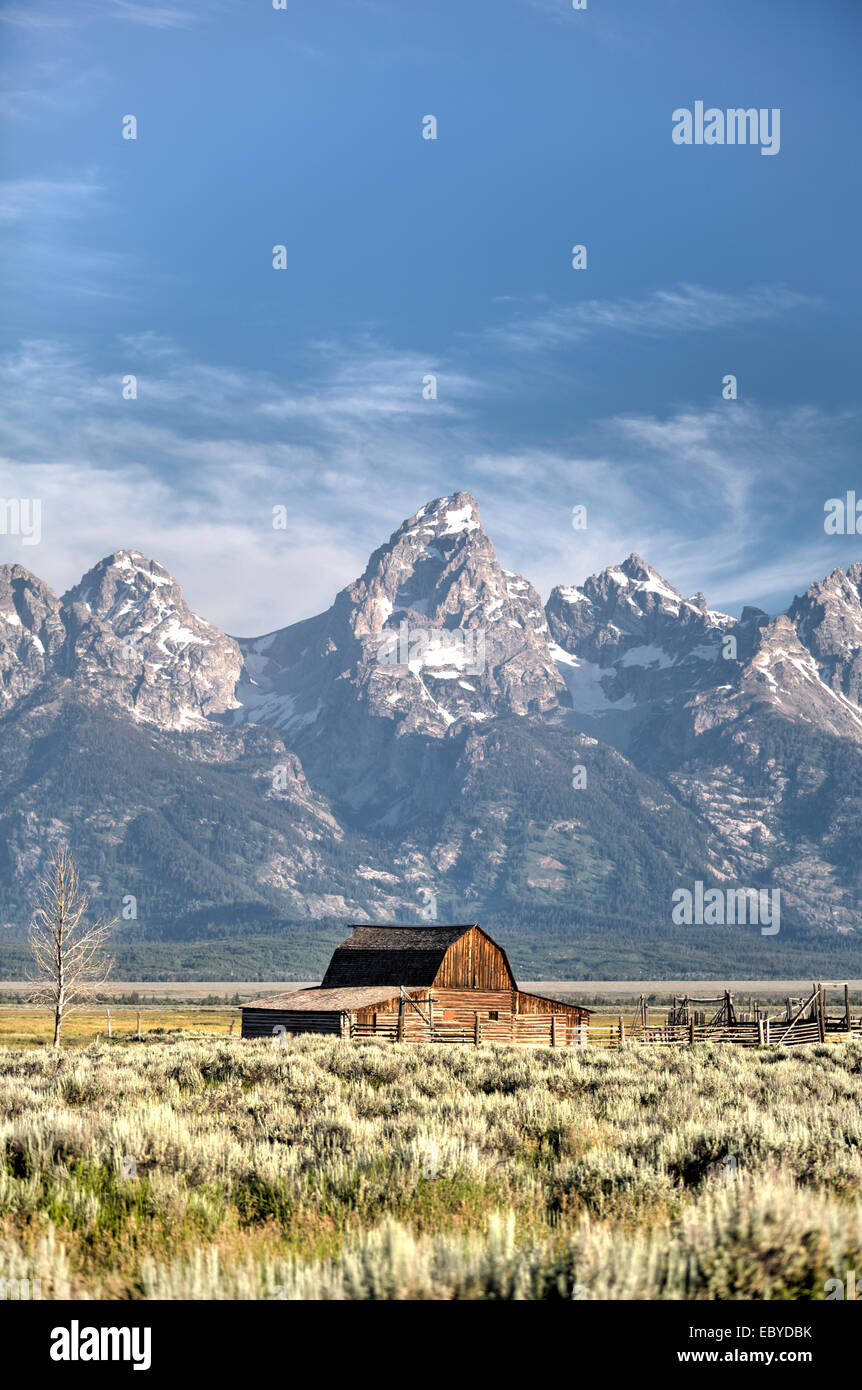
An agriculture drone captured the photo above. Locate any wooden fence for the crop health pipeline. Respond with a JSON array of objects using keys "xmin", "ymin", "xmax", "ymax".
[
  {"xmin": 346, "ymin": 982, "xmax": 862, "ymax": 1050},
  {"xmin": 351, "ymin": 1015, "xmax": 861, "ymax": 1050},
  {"xmin": 351, "ymin": 1013, "xmax": 573, "ymax": 1046}
]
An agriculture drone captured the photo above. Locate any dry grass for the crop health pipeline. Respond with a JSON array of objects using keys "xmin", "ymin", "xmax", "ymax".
[
  {"xmin": 2, "ymin": 1035, "xmax": 862, "ymax": 1299},
  {"xmin": 0, "ymin": 1008, "xmax": 239, "ymax": 1047}
]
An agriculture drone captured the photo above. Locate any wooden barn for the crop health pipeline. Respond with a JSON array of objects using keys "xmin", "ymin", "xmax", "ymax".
[{"xmin": 241, "ymin": 923, "xmax": 591, "ymax": 1046}]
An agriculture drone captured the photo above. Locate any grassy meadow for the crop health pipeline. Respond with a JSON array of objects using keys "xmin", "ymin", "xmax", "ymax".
[
  {"xmin": 0, "ymin": 1007, "xmax": 238, "ymax": 1047},
  {"xmin": 2, "ymin": 1034, "xmax": 862, "ymax": 1299}
]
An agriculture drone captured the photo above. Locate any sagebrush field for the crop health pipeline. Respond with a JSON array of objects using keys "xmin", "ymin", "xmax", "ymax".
[{"xmin": 2, "ymin": 1036, "xmax": 862, "ymax": 1300}]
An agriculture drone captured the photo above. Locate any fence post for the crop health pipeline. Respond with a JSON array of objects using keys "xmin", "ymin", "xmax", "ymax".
[
  {"xmin": 757, "ymin": 1019, "xmax": 765, "ymax": 1046},
  {"xmin": 136, "ymin": 1009, "xmax": 141, "ymax": 1039},
  {"xmin": 618, "ymin": 1015, "xmax": 625, "ymax": 1049},
  {"xmin": 688, "ymin": 1018, "xmax": 695, "ymax": 1046},
  {"xmin": 845, "ymin": 984, "xmax": 852, "ymax": 1033},
  {"xmin": 106, "ymin": 1009, "xmax": 111, "ymax": 1039},
  {"xmin": 764, "ymin": 1019, "xmax": 770, "ymax": 1046},
  {"xmin": 551, "ymin": 1014, "xmax": 557, "ymax": 1048},
  {"xmin": 818, "ymin": 984, "xmax": 826, "ymax": 1042},
  {"xmin": 474, "ymin": 1013, "xmax": 481, "ymax": 1046}
]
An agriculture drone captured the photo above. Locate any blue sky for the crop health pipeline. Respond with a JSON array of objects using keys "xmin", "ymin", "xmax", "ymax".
[{"xmin": 1, "ymin": 0, "xmax": 860, "ymax": 634}]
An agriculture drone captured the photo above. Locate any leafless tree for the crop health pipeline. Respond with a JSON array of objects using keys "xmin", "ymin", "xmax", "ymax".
[{"xmin": 28, "ymin": 846, "xmax": 114, "ymax": 1047}]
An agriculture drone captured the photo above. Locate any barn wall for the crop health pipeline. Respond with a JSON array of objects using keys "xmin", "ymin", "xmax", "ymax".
[
  {"xmin": 514, "ymin": 992, "xmax": 588, "ymax": 1044},
  {"xmin": 515, "ymin": 991, "xmax": 587, "ymax": 1022},
  {"xmin": 352, "ymin": 997, "xmax": 401, "ymax": 1022},
  {"xmin": 241, "ymin": 1009, "xmax": 344, "ymax": 1039},
  {"xmin": 429, "ymin": 989, "xmax": 584, "ymax": 1042},
  {"xmin": 433, "ymin": 928, "xmax": 516, "ymax": 990},
  {"xmin": 352, "ymin": 993, "xmax": 433, "ymax": 1040},
  {"xmin": 348, "ymin": 989, "xmax": 589, "ymax": 1043},
  {"xmin": 432, "ymin": 988, "xmax": 514, "ymax": 1018},
  {"xmin": 430, "ymin": 988, "xmax": 514, "ymax": 1040}
]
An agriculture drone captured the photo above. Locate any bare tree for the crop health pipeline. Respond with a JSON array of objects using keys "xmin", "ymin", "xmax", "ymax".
[{"xmin": 28, "ymin": 846, "xmax": 114, "ymax": 1047}]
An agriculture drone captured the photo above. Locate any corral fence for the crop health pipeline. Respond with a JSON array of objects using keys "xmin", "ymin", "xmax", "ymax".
[
  {"xmin": 352, "ymin": 1012, "xmax": 575, "ymax": 1047},
  {"xmin": 562, "ymin": 984, "xmax": 862, "ymax": 1050},
  {"xmin": 350, "ymin": 984, "xmax": 862, "ymax": 1049}
]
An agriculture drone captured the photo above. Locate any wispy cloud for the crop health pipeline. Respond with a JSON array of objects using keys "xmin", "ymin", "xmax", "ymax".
[
  {"xmin": 259, "ymin": 341, "xmax": 479, "ymax": 423},
  {"xmin": 0, "ymin": 334, "xmax": 858, "ymax": 632},
  {"xmin": 0, "ymin": 63, "xmax": 109, "ymax": 122},
  {"xmin": 484, "ymin": 284, "xmax": 814, "ymax": 353},
  {"xmin": 0, "ymin": 178, "xmax": 103, "ymax": 224},
  {"xmin": 104, "ymin": 0, "xmax": 196, "ymax": 28},
  {"xmin": 0, "ymin": 336, "xmax": 480, "ymax": 630},
  {"xmin": 0, "ymin": 0, "xmax": 200, "ymax": 29},
  {"xmin": 0, "ymin": 176, "xmax": 153, "ymax": 303},
  {"xmin": 466, "ymin": 402, "xmax": 861, "ymax": 613}
]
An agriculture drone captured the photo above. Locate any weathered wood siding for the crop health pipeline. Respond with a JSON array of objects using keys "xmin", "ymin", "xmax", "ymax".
[
  {"xmin": 349, "ymin": 989, "xmax": 587, "ymax": 1044},
  {"xmin": 241, "ymin": 1009, "xmax": 344, "ymax": 1039},
  {"xmin": 514, "ymin": 991, "xmax": 588, "ymax": 1044},
  {"xmin": 432, "ymin": 927, "xmax": 517, "ymax": 990},
  {"xmin": 516, "ymin": 990, "xmax": 587, "ymax": 1020},
  {"xmin": 242, "ymin": 983, "xmax": 589, "ymax": 1047},
  {"xmin": 351, "ymin": 992, "xmax": 432, "ymax": 1040},
  {"xmin": 432, "ymin": 987, "xmax": 513, "ymax": 1018}
]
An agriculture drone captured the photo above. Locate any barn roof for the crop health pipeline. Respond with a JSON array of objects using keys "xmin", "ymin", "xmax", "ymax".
[
  {"xmin": 320, "ymin": 923, "xmax": 480, "ymax": 988},
  {"xmin": 340, "ymin": 925, "xmax": 478, "ymax": 951},
  {"xmin": 243, "ymin": 985, "xmax": 415, "ymax": 1012}
]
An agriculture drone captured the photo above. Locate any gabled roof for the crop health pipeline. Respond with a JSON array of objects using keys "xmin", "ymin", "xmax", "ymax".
[
  {"xmin": 321, "ymin": 923, "xmax": 480, "ymax": 988},
  {"xmin": 339, "ymin": 925, "xmax": 478, "ymax": 952}
]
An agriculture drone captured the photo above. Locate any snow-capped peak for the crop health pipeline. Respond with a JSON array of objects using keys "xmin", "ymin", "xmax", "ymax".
[{"xmin": 396, "ymin": 491, "xmax": 482, "ymax": 547}]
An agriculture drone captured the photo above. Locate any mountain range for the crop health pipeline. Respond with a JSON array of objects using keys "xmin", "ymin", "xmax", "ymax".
[{"xmin": 2, "ymin": 491, "xmax": 862, "ymax": 980}]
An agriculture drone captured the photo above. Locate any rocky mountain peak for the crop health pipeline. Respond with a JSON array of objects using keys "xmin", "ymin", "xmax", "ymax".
[
  {"xmin": 546, "ymin": 553, "xmax": 738, "ymax": 748},
  {"xmin": 0, "ymin": 564, "xmax": 66, "ymax": 710},
  {"xmin": 5, "ymin": 498, "xmax": 862, "ymax": 947},
  {"xmin": 785, "ymin": 561, "xmax": 862, "ymax": 709},
  {"xmin": 342, "ymin": 492, "xmax": 494, "ymax": 640},
  {"xmin": 389, "ymin": 492, "xmax": 482, "ymax": 548},
  {"xmin": 619, "ymin": 552, "xmax": 655, "ymax": 582},
  {"xmin": 65, "ymin": 551, "xmax": 184, "ymax": 626},
  {"xmin": 51, "ymin": 551, "xmax": 242, "ymax": 728},
  {"xmin": 233, "ymin": 492, "xmax": 566, "ymax": 808}
]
